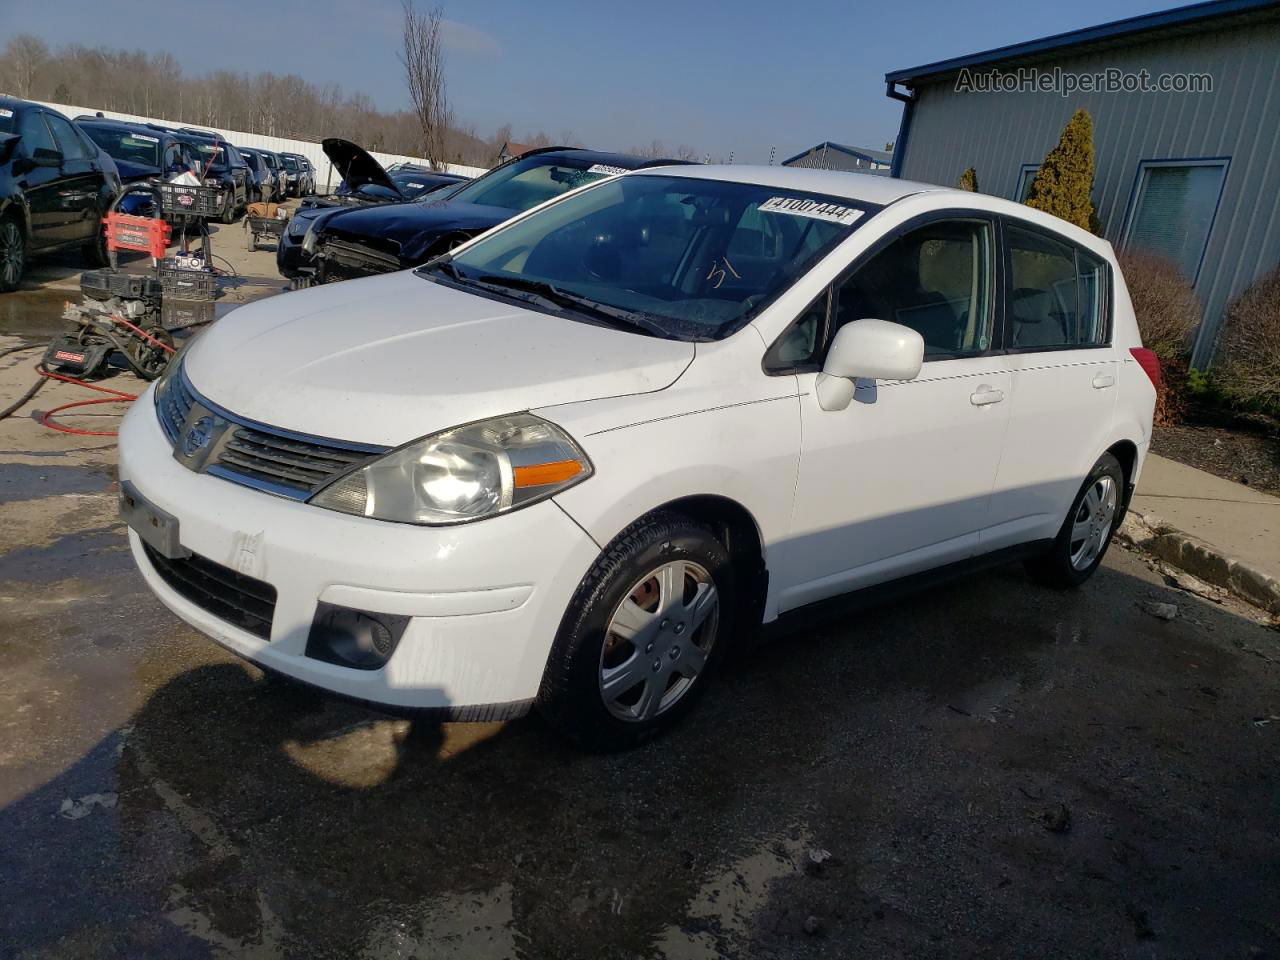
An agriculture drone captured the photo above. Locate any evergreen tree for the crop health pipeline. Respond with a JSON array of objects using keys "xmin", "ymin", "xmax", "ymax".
[
  {"xmin": 957, "ymin": 167, "xmax": 978, "ymax": 192},
  {"xmin": 1025, "ymin": 108, "xmax": 1096, "ymax": 232}
]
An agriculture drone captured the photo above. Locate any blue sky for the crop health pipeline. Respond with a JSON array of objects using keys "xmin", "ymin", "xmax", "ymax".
[{"xmin": 6, "ymin": 0, "xmax": 1190, "ymax": 162}]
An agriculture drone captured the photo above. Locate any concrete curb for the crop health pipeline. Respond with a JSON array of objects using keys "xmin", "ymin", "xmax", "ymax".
[{"xmin": 1118, "ymin": 509, "xmax": 1280, "ymax": 616}]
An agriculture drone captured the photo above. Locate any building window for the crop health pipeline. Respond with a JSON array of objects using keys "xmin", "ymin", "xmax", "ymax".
[
  {"xmin": 1014, "ymin": 164, "xmax": 1040, "ymax": 202},
  {"xmin": 1123, "ymin": 159, "xmax": 1228, "ymax": 282}
]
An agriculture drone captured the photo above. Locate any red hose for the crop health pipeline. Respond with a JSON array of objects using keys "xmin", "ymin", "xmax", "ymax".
[{"xmin": 36, "ymin": 363, "xmax": 141, "ymax": 437}]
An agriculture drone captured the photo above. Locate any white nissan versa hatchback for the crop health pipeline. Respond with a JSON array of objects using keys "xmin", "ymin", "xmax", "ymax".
[{"xmin": 119, "ymin": 166, "xmax": 1159, "ymax": 748}]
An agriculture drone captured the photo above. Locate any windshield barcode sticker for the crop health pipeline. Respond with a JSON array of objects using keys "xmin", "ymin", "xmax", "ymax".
[
  {"xmin": 0, "ymin": 109, "xmax": 12, "ymax": 118},
  {"xmin": 758, "ymin": 197, "xmax": 863, "ymax": 225},
  {"xmin": 587, "ymin": 164, "xmax": 629, "ymax": 176}
]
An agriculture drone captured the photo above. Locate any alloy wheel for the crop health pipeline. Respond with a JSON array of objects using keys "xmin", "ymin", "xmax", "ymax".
[
  {"xmin": 599, "ymin": 559, "xmax": 719, "ymax": 722},
  {"xmin": 1069, "ymin": 474, "xmax": 1117, "ymax": 570},
  {"xmin": 0, "ymin": 220, "xmax": 24, "ymax": 289}
]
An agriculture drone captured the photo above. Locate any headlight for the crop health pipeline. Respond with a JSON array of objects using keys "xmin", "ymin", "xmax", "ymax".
[
  {"xmin": 301, "ymin": 222, "xmax": 319, "ymax": 254},
  {"xmin": 309, "ymin": 413, "xmax": 592, "ymax": 525}
]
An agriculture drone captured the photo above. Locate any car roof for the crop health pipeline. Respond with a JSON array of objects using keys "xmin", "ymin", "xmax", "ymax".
[
  {"xmin": 629, "ymin": 164, "xmax": 943, "ymax": 205},
  {"xmin": 76, "ymin": 116, "xmax": 168, "ymax": 136}
]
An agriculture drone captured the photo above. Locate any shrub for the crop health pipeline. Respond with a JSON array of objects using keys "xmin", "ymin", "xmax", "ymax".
[
  {"xmin": 957, "ymin": 167, "xmax": 978, "ymax": 192},
  {"xmin": 1215, "ymin": 265, "xmax": 1280, "ymax": 411},
  {"xmin": 1026, "ymin": 108, "xmax": 1096, "ymax": 232},
  {"xmin": 1118, "ymin": 249, "xmax": 1202, "ymax": 425}
]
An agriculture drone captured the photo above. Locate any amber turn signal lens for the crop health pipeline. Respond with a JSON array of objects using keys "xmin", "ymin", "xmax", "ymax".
[{"xmin": 513, "ymin": 460, "xmax": 584, "ymax": 488}]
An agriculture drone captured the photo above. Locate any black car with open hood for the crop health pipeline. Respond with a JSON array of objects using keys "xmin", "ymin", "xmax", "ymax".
[
  {"xmin": 302, "ymin": 147, "xmax": 690, "ymax": 285},
  {"xmin": 276, "ymin": 137, "xmax": 469, "ymax": 281}
]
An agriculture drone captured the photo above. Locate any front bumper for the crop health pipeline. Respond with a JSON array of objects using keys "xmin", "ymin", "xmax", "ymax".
[{"xmin": 118, "ymin": 392, "xmax": 601, "ymax": 712}]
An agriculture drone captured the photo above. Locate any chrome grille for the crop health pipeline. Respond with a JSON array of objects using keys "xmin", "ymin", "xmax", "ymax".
[
  {"xmin": 158, "ymin": 365, "xmax": 388, "ymax": 501},
  {"xmin": 214, "ymin": 426, "xmax": 374, "ymax": 497}
]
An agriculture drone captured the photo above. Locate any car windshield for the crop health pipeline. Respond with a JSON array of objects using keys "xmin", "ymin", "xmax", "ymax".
[
  {"xmin": 261, "ymin": 154, "xmax": 278, "ymax": 169},
  {"xmin": 192, "ymin": 142, "xmax": 229, "ymax": 168},
  {"xmin": 443, "ymin": 155, "xmax": 621, "ymax": 212},
  {"xmin": 390, "ymin": 172, "xmax": 451, "ymax": 198},
  {"xmin": 81, "ymin": 126, "xmax": 162, "ymax": 167},
  {"xmin": 282, "ymin": 156, "xmax": 299, "ymax": 171},
  {"xmin": 0, "ymin": 107, "xmax": 13, "ymax": 134},
  {"xmin": 432, "ymin": 174, "xmax": 871, "ymax": 341}
]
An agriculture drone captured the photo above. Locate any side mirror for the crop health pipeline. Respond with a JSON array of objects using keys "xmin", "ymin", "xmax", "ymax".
[
  {"xmin": 816, "ymin": 319, "xmax": 925, "ymax": 411},
  {"xmin": 32, "ymin": 147, "xmax": 64, "ymax": 168}
]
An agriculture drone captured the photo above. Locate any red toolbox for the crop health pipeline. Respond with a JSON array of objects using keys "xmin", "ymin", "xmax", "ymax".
[{"xmin": 104, "ymin": 213, "xmax": 172, "ymax": 259}]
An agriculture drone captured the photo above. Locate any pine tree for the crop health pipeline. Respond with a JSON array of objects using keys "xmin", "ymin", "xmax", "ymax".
[
  {"xmin": 1025, "ymin": 108, "xmax": 1096, "ymax": 232},
  {"xmin": 957, "ymin": 167, "xmax": 978, "ymax": 192}
]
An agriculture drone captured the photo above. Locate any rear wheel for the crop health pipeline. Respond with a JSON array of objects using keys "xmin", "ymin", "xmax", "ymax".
[
  {"xmin": 0, "ymin": 216, "xmax": 25, "ymax": 292},
  {"xmin": 539, "ymin": 512, "xmax": 735, "ymax": 750},
  {"xmin": 1025, "ymin": 452, "xmax": 1123, "ymax": 588},
  {"xmin": 81, "ymin": 213, "xmax": 110, "ymax": 268}
]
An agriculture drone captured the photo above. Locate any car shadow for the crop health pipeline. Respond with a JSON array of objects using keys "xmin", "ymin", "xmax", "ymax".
[{"xmin": 2, "ymin": 554, "xmax": 1278, "ymax": 958}]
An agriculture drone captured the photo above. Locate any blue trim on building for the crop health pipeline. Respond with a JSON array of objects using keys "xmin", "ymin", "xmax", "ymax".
[
  {"xmin": 885, "ymin": 0, "xmax": 1278, "ymax": 84},
  {"xmin": 886, "ymin": 82, "xmax": 915, "ymax": 178}
]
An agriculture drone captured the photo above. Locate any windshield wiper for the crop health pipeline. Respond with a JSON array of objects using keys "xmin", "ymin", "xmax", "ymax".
[
  {"xmin": 421, "ymin": 256, "xmax": 465, "ymax": 282},
  {"xmin": 467, "ymin": 274, "xmax": 672, "ymax": 338}
]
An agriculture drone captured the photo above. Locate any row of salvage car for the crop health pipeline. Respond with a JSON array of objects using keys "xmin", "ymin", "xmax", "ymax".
[{"xmin": 280, "ymin": 140, "xmax": 686, "ymax": 287}]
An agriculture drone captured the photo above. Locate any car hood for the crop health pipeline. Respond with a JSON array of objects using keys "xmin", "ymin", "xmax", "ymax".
[
  {"xmin": 323, "ymin": 200, "xmax": 510, "ymax": 257},
  {"xmin": 183, "ymin": 271, "xmax": 694, "ymax": 447},
  {"xmin": 322, "ymin": 138, "xmax": 401, "ymax": 198},
  {"xmin": 115, "ymin": 158, "xmax": 159, "ymax": 182}
]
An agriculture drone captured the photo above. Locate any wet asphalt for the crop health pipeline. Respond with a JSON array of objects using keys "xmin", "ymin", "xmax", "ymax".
[
  {"xmin": 1, "ymin": 271, "xmax": 1279, "ymax": 958},
  {"xmin": 1, "ymin": 454, "xmax": 1278, "ymax": 959}
]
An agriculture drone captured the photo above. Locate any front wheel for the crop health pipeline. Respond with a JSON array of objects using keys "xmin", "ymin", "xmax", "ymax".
[
  {"xmin": 539, "ymin": 512, "xmax": 736, "ymax": 750},
  {"xmin": 1025, "ymin": 452, "xmax": 1123, "ymax": 588}
]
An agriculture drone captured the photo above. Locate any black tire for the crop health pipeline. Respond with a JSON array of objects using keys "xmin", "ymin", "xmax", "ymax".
[
  {"xmin": 220, "ymin": 192, "xmax": 236, "ymax": 225},
  {"xmin": 81, "ymin": 214, "xmax": 110, "ymax": 268},
  {"xmin": 0, "ymin": 215, "xmax": 26, "ymax": 292},
  {"xmin": 538, "ymin": 511, "xmax": 737, "ymax": 750},
  {"xmin": 1025, "ymin": 452, "xmax": 1124, "ymax": 589}
]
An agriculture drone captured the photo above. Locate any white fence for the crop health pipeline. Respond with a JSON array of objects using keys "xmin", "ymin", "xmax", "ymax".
[{"xmin": 35, "ymin": 99, "xmax": 488, "ymax": 192}]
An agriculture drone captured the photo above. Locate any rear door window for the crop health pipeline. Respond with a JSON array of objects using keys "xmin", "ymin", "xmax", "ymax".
[{"xmin": 1006, "ymin": 223, "xmax": 1109, "ymax": 349}]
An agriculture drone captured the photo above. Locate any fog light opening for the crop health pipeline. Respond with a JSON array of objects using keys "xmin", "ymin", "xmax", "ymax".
[{"xmin": 306, "ymin": 603, "xmax": 411, "ymax": 670}]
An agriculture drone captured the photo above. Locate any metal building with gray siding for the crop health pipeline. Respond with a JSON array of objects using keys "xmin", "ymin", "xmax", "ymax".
[{"xmin": 885, "ymin": 0, "xmax": 1280, "ymax": 365}]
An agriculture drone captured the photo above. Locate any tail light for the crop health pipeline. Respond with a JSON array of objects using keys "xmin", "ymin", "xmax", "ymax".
[{"xmin": 1129, "ymin": 347, "xmax": 1161, "ymax": 390}]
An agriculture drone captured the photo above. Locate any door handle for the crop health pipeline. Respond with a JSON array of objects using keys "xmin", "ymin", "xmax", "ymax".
[
  {"xmin": 1092, "ymin": 374, "xmax": 1116, "ymax": 389},
  {"xmin": 970, "ymin": 384, "xmax": 1005, "ymax": 406}
]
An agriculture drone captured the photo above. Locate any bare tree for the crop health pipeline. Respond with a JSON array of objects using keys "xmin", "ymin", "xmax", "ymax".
[
  {"xmin": 399, "ymin": 1, "xmax": 452, "ymax": 170},
  {"xmin": 3, "ymin": 34, "xmax": 49, "ymax": 98}
]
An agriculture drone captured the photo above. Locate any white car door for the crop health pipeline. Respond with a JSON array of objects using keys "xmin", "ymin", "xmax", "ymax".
[
  {"xmin": 771, "ymin": 215, "xmax": 1013, "ymax": 613},
  {"xmin": 982, "ymin": 221, "xmax": 1120, "ymax": 550}
]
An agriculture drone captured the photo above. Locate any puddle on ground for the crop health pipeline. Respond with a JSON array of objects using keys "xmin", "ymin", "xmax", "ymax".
[
  {"xmin": 0, "ymin": 463, "xmax": 114, "ymax": 505},
  {"xmin": 0, "ymin": 289, "xmax": 77, "ymax": 338}
]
